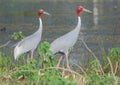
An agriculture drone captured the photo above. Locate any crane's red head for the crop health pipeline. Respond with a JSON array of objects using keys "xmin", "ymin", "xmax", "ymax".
[
  {"xmin": 38, "ymin": 9, "xmax": 44, "ymax": 18},
  {"xmin": 77, "ymin": 6, "xmax": 83, "ymax": 16},
  {"xmin": 38, "ymin": 9, "xmax": 50, "ymax": 18}
]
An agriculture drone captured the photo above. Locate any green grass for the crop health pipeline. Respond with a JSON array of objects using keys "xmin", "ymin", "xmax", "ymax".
[{"xmin": 0, "ymin": 40, "xmax": 120, "ymax": 85}]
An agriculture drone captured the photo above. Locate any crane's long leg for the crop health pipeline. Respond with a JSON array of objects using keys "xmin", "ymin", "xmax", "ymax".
[
  {"xmin": 30, "ymin": 50, "xmax": 34, "ymax": 59},
  {"xmin": 62, "ymin": 53, "xmax": 70, "ymax": 77},
  {"xmin": 56, "ymin": 56, "xmax": 63, "ymax": 69},
  {"xmin": 27, "ymin": 52, "xmax": 30, "ymax": 64},
  {"xmin": 26, "ymin": 50, "xmax": 34, "ymax": 64},
  {"xmin": 65, "ymin": 53, "xmax": 70, "ymax": 69}
]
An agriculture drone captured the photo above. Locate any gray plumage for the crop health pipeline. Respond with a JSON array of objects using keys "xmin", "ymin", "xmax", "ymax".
[
  {"xmin": 14, "ymin": 19, "xmax": 42, "ymax": 60},
  {"xmin": 50, "ymin": 17, "xmax": 81, "ymax": 55},
  {"xmin": 50, "ymin": 16, "xmax": 81, "ymax": 69},
  {"xmin": 50, "ymin": 6, "xmax": 91, "ymax": 68},
  {"xmin": 14, "ymin": 9, "xmax": 50, "ymax": 60}
]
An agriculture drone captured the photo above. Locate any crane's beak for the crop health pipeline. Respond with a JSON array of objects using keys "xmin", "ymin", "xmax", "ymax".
[
  {"xmin": 44, "ymin": 11, "xmax": 50, "ymax": 15},
  {"xmin": 83, "ymin": 8, "xmax": 92, "ymax": 13}
]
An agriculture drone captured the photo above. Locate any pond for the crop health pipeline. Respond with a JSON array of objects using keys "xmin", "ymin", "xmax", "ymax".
[{"xmin": 0, "ymin": 0, "xmax": 120, "ymax": 64}]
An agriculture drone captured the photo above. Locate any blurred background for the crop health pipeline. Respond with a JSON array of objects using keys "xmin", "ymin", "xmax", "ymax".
[{"xmin": 0, "ymin": 0, "xmax": 120, "ymax": 65}]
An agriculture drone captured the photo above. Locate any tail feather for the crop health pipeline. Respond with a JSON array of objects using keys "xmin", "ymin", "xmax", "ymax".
[{"xmin": 14, "ymin": 46, "xmax": 20, "ymax": 61}]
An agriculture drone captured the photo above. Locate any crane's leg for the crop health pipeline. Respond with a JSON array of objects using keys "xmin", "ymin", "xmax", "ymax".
[
  {"xmin": 30, "ymin": 50, "xmax": 34, "ymax": 59},
  {"xmin": 62, "ymin": 53, "xmax": 70, "ymax": 77},
  {"xmin": 65, "ymin": 53, "xmax": 70, "ymax": 69},
  {"xmin": 27, "ymin": 52, "xmax": 30, "ymax": 64},
  {"xmin": 56, "ymin": 56, "xmax": 63, "ymax": 69}
]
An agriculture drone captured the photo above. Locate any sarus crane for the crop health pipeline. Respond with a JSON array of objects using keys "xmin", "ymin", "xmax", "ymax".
[
  {"xmin": 50, "ymin": 6, "xmax": 92, "ymax": 69},
  {"xmin": 14, "ymin": 9, "xmax": 50, "ymax": 61}
]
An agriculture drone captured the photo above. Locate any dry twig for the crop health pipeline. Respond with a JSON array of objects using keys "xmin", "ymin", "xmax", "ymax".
[
  {"xmin": 0, "ymin": 41, "xmax": 11, "ymax": 48},
  {"xmin": 79, "ymin": 38, "xmax": 104, "ymax": 74},
  {"xmin": 73, "ymin": 62, "xmax": 87, "ymax": 75}
]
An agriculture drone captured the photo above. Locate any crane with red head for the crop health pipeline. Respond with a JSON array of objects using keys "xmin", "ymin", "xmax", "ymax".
[
  {"xmin": 14, "ymin": 9, "xmax": 50, "ymax": 61},
  {"xmin": 50, "ymin": 6, "xmax": 92, "ymax": 69}
]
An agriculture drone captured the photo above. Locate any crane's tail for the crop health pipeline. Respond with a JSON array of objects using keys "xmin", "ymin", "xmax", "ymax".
[{"xmin": 14, "ymin": 46, "xmax": 20, "ymax": 61}]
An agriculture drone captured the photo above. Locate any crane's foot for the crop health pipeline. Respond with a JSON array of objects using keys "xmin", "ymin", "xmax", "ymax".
[
  {"xmin": 61, "ymin": 64, "xmax": 71, "ymax": 78},
  {"xmin": 62, "ymin": 68, "xmax": 70, "ymax": 78},
  {"xmin": 62, "ymin": 71, "xmax": 68, "ymax": 78}
]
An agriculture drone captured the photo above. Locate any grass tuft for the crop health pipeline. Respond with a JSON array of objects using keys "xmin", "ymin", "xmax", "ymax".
[{"xmin": 0, "ymin": 39, "xmax": 120, "ymax": 84}]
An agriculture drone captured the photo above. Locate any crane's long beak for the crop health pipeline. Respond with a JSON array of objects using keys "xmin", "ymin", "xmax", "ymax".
[
  {"xmin": 83, "ymin": 8, "xmax": 92, "ymax": 13},
  {"xmin": 44, "ymin": 11, "xmax": 50, "ymax": 15}
]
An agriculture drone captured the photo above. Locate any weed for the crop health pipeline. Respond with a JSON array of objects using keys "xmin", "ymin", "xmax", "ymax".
[
  {"xmin": 11, "ymin": 59, "xmax": 38, "ymax": 81},
  {"xmin": 85, "ymin": 73, "xmax": 114, "ymax": 85},
  {"xmin": 37, "ymin": 66, "xmax": 78, "ymax": 85},
  {"xmin": 37, "ymin": 41, "xmax": 55, "ymax": 68},
  {"xmin": 0, "ymin": 56, "xmax": 10, "ymax": 74},
  {"xmin": 11, "ymin": 31, "xmax": 25, "ymax": 41},
  {"xmin": 0, "ymin": 42, "xmax": 120, "ymax": 85},
  {"xmin": 110, "ymin": 47, "xmax": 120, "ymax": 63}
]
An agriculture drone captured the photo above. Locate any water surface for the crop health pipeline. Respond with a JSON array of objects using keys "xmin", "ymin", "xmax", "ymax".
[{"xmin": 0, "ymin": 0, "xmax": 120, "ymax": 64}]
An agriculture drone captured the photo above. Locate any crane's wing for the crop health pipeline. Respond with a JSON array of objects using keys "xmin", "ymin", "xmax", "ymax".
[
  {"xmin": 50, "ymin": 29, "xmax": 78, "ymax": 54},
  {"xmin": 15, "ymin": 33, "xmax": 41, "ymax": 53},
  {"xmin": 17, "ymin": 36, "xmax": 32, "ymax": 47}
]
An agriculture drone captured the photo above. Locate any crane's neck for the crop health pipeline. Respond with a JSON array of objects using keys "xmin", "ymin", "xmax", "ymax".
[
  {"xmin": 75, "ymin": 16, "xmax": 81, "ymax": 31},
  {"xmin": 37, "ymin": 18, "xmax": 43, "ymax": 34}
]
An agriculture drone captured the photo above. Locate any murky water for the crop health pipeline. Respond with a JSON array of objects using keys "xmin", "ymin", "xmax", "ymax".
[{"xmin": 0, "ymin": 0, "xmax": 120, "ymax": 64}]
